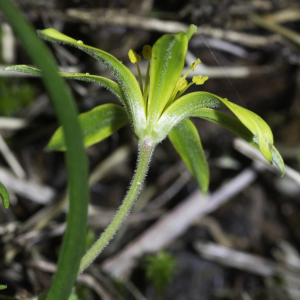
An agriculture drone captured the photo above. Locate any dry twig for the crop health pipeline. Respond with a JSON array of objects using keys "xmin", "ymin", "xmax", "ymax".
[
  {"xmin": 234, "ymin": 138, "xmax": 300, "ymax": 186},
  {"xmin": 65, "ymin": 9, "xmax": 277, "ymax": 48},
  {"xmin": 194, "ymin": 240, "xmax": 300, "ymax": 286},
  {"xmin": 0, "ymin": 167, "xmax": 55, "ymax": 204}
]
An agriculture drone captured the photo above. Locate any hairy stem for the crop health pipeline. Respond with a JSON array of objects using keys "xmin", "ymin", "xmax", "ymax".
[{"xmin": 78, "ymin": 139, "xmax": 154, "ymax": 274}]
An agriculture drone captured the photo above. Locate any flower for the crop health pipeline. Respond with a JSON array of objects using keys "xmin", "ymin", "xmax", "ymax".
[{"xmin": 4, "ymin": 25, "xmax": 284, "ymax": 194}]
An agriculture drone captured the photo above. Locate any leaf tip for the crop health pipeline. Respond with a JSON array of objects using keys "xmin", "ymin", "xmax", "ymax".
[
  {"xmin": 186, "ymin": 24, "xmax": 197, "ymax": 41},
  {"xmin": 201, "ymin": 189, "xmax": 207, "ymax": 196},
  {"xmin": 44, "ymin": 143, "xmax": 65, "ymax": 152},
  {"xmin": 45, "ymin": 139, "xmax": 58, "ymax": 152},
  {"xmin": 36, "ymin": 29, "xmax": 46, "ymax": 40},
  {"xmin": 44, "ymin": 144, "xmax": 52, "ymax": 152},
  {"xmin": 0, "ymin": 183, "xmax": 10, "ymax": 209}
]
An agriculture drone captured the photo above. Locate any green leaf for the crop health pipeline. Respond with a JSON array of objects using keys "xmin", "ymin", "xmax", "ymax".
[
  {"xmin": 47, "ymin": 104, "xmax": 129, "ymax": 151},
  {"xmin": 0, "ymin": 182, "xmax": 10, "ymax": 209},
  {"xmin": 168, "ymin": 119, "xmax": 209, "ymax": 194},
  {"xmin": 0, "ymin": 2, "xmax": 90, "ymax": 300},
  {"xmin": 219, "ymin": 98, "xmax": 273, "ymax": 163},
  {"xmin": 271, "ymin": 146, "xmax": 285, "ymax": 176},
  {"xmin": 156, "ymin": 92, "xmax": 275, "ymax": 165},
  {"xmin": 192, "ymin": 108, "xmax": 285, "ymax": 176},
  {"xmin": 0, "ymin": 285, "xmax": 7, "ymax": 290},
  {"xmin": 153, "ymin": 91, "xmax": 225, "ymax": 143},
  {"xmin": 147, "ymin": 32, "xmax": 188, "ymax": 127},
  {"xmin": 37, "ymin": 28, "xmax": 146, "ymax": 138},
  {"xmin": 4, "ymin": 65, "xmax": 129, "ymax": 112},
  {"xmin": 68, "ymin": 291, "xmax": 79, "ymax": 300},
  {"xmin": 193, "ymin": 108, "xmax": 254, "ymax": 143}
]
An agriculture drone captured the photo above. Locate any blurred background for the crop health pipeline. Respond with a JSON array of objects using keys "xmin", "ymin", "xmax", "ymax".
[{"xmin": 0, "ymin": 0, "xmax": 300, "ymax": 299}]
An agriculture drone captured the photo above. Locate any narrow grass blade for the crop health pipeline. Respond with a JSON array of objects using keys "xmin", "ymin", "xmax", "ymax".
[
  {"xmin": 47, "ymin": 104, "xmax": 129, "ymax": 151},
  {"xmin": 0, "ymin": 182, "xmax": 10, "ymax": 209},
  {"xmin": 0, "ymin": 2, "xmax": 90, "ymax": 300},
  {"xmin": 169, "ymin": 119, "xmax": 209, "ymax": 194}
]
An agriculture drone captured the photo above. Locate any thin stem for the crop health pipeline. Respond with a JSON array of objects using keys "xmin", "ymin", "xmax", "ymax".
[
  {"xmin": 78, "ymin": 139, "xmax": 154, "ymax": 274},
  {"xmin": 175, "ymin": 82, "xmax": 194, "ymax": 100},
  {"xmin": 136, "ymin": 63, "xmax": 143, "ymax": 93},
  {"xmin": 143, "ymin": 59, "xmax": 151, "ymax": 105}
]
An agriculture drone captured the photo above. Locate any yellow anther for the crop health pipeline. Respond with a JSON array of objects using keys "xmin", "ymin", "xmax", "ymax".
[
  {"xmin": 177, "ymin": 78, "xmax": 188, "ymax": 91},
  {"xmin": 128, "ymin": 49, "xmax": 141, "ymax": 64},
  {"xmin": 192, "ymin": 75, "xmax": 209, "ymax": 85},
  {"xmin": 189, "ymin": 58, "xmax": 201, "ymax": 71},
  {"xmin": 175, "ymin": 77, "xmax": 184, "ymax": 89},
  {"xmin": 142, "ymin": 45, "xmax": 152, "ymax": 59}
]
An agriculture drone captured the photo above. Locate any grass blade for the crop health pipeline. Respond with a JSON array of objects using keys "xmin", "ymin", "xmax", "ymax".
[{"xmin": 0, "ymin": 1, "xmax": 90, "ymax": 300}]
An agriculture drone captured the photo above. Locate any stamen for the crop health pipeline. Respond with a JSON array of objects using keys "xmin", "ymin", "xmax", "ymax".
[
  {"xmin": 178, "ymin": 78, "xmax": 188, "ymax": 91},
  {"xmin": 192, "ymin": 75, "xmax": 209, "ymax": 85},
  {"xmin": 136, "ymin": 64, "xmax": 143, "ymax": 93},
  {"xmin": 143, "ymin": 45, "xmax": 152, "ymax": 105},
  {"xmin": 128, "ymin": 49, "xmax": 141, "ymax": 64},
  {"xmin": 175, "ymin": 75, "xmax": 209, "ymax": 100},
  {"xmin": 143, "ymin": 60, "xmax": 150, "ymax": 106},
  {"xmin": 189, "ymin": 58, "xmax": 201, "ymax": 71},
  {"xmin": 175, "ymin": 82, "xmax": 194, "ymax": 100},
  {"xmin": 128, "ymin": 49, "xmax": 143, "ymax": 92},
  {"xmin": 165, "ymin": 58, "xmax": 202, "ymax": 109},
  {"xmin": 142, "ymin": 45, "xmax": 152, "ymax": 60},
  {"xmin": 165, "ymin": 77, "xmax": 186, "ymax": 108},
  {"xmin": 179, "ymin": 58, "xmax": 200, "ymax": 84}
]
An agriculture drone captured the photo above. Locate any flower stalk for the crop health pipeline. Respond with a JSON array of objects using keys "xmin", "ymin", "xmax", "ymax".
[{"xmin": 78, "ymin": 139, "xmax": 155, "ymax": 274}]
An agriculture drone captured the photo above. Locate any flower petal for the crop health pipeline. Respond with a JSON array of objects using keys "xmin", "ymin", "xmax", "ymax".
[
  {"xmin": 37, "ymin": 28, "xmax": 146, "ymax": 138},
  {"xmin": 169, "ymin": 119, "xmax": 209, "ymax": 194},
  {"xmin": 193, "ymin": 108, "xmax": 284, "ymax": 175},
  {"xmin": 4, "ymin": 65, "xmax": 129, "ymax": 111},
  {"xmin": 47, "ymin": 104, "xmax": 129, "ymax": 151},
  {"xmin": 147, "ymin": 32, "xmax": 188, "ymax": 128},
  {"xmin": 156, "ymin": 91, "xmax": 275, "ymax": 164},
  {"xmin": 219, "ymin": 99, "xmax": 273, "ymax": 163}
]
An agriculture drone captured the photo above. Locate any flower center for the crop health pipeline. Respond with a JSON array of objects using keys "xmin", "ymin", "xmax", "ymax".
[
  {"xmin": 128, "ymin": 46, "xmax": 152, "ymax": 108},
  {"xmin": 165, "ymin": 58, "xmax": 208, "ymax": 109},
  {"xmin": 128, "ymin": 46, "xmax": 208, "ymax": 112}
]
